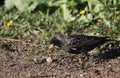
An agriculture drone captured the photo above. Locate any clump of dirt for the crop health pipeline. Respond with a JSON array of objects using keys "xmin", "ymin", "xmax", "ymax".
[{"xmin": 0, "ymin": 38, "xmax": 120, "ymax": 78}]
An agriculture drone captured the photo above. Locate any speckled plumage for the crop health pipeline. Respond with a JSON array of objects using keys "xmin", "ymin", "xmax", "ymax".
[{"xmin": 51, "ymin": 34, "xmax": 110, "ymax": 54}]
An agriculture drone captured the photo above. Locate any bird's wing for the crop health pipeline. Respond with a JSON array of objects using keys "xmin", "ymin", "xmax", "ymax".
[{"xmin": 66, "ymin": 35, "xmax": 107, "ymax": 48}]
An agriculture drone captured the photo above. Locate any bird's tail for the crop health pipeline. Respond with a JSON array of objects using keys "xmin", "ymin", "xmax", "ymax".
[
  {"xmin": 106, "ymin": 38, "xmax": 120, "ymax": 44},
  {"xmin": 105, "ymin": 37, "xmax": 120, "ymax": 42}
]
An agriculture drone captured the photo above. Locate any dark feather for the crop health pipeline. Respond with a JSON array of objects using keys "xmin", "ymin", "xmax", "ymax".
[{"xmin": 51, "ymin": 34, "xmax": 111, "ymax": 54}]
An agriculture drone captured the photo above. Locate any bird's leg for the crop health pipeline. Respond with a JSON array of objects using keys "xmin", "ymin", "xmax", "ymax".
[
  {"xmin": 81, "ymin": 56, "xmax": 89, "ymax": 65},
  {"xmin": 72, "ymin": 53, "xmax": 85, "ymax": 63},
  {"xmin": 72, "ymin": 52, "xmax": 90, "ymax": 64},
  {"xmin": 81, "ymin": 52, "xmax": 90, "ymax": 65}
]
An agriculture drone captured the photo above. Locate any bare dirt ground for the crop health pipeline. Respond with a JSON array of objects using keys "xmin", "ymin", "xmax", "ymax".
[{"xmin": 0, "ymin": 39, "xmax": 120, "ymax": 78}]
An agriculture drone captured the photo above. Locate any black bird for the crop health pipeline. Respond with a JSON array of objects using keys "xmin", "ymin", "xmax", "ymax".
[{"xmin": 50, "ymin": 34, "xmax": 111, "ymax": 55}]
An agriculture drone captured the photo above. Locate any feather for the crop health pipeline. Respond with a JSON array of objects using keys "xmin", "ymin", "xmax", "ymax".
[{"xmin": 51, "ymin": 34, "xmax": 111, "ymax": 54}]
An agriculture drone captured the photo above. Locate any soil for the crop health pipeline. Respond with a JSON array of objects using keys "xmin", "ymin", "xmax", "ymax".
[{"xmin": 0, "ymin": 38, "xmax": 120, "ymax": 78}]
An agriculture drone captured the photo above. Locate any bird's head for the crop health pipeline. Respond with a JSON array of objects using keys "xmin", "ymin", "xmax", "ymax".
[
  {"xmin": 51, "ymin": 34, "xmax": 65, "ymax": 47},
  {"xmin": 49, "ymin": 34, "xmax": 65, "ymax": 50}
]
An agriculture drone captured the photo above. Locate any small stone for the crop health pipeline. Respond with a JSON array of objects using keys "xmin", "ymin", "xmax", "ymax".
[{"xmin": 46, "ymin": 57, "xmax": 53, "ymax": 63}]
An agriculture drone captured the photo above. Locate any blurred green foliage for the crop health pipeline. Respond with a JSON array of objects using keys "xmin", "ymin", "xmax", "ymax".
[{"xmin": 0, "ymin": 0, "xmax": 119, "ymax": 40}]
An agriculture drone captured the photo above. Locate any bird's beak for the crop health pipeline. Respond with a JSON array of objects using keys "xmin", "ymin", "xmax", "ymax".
[
  {"xmin": 49, "ymin": 44, "xmax": 59, "ymax": 50},
  {"xmin": 49, "ymin": 44, "xmax": 54, "ymax": 50}
]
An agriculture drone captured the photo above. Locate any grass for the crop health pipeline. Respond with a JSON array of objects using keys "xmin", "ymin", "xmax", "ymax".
[
  {"xmin": 1, "ymin": 4, "xmax": 120, "ymax": 37},
  {"xmin": 2, "ymin": 0, "xmax": 120, "ymax": 37}
]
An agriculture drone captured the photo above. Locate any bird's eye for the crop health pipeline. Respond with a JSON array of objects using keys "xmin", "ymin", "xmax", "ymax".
[{"xmin": 54, "ymin": 40, "xmax": 60, "ymax": 44}]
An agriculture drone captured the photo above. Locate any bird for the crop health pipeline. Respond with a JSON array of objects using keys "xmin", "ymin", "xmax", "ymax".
[{"xmin": 49, "ymin": 34, "xmax": 112, "ymax": 55}]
